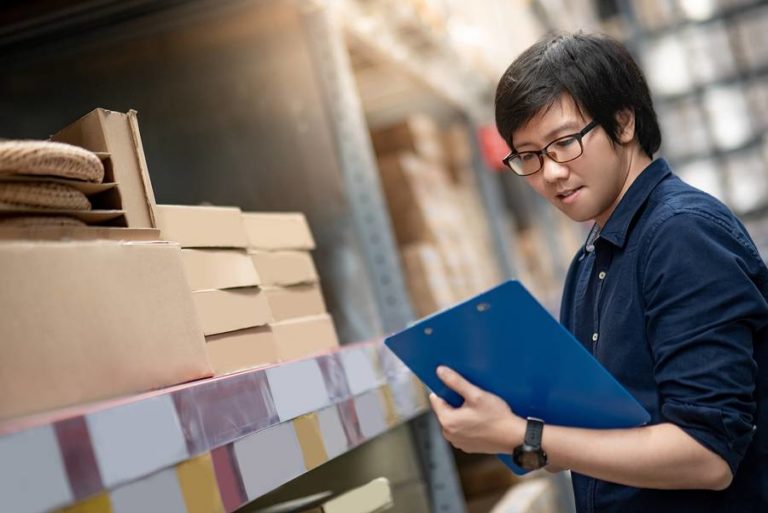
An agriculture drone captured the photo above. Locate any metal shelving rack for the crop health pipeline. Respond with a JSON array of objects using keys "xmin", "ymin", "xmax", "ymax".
[{"xmin": 297, "ymin": 4, "xmax": 468, "ymax": 512}]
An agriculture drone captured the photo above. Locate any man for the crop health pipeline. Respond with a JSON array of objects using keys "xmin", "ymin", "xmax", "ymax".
[{"xmin": 429, "ymin": 32, "xmax": 767, "ymax": 512}]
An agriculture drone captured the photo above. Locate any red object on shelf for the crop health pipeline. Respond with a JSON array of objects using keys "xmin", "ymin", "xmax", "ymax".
[{"xmin": 477, "ymin": 125, "xmax": 511, "ymax": 172}]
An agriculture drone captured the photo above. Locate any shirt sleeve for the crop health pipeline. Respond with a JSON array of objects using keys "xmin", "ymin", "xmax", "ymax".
[{"xmin": 640, "ymin": 211, "xmax": 766, "ymax": 474}]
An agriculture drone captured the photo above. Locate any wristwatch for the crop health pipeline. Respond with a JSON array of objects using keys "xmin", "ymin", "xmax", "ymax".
[{"xmin": 513, "ymin": 417, "xmax": 548, "ymax": 470}]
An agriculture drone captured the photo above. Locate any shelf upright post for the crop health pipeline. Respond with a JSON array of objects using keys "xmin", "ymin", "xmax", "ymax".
[
  {"xmin": 466, "ymin": 118, "xmax": 519, "ymax": 280},
  {"xmin": 297, "ymin": 3, "xmax": 467, "ymax": 512}
]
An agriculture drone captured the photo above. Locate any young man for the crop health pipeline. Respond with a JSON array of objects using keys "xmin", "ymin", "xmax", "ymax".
[{"xmin": 429, "ymin": 33, "xmax": 767, "ymax": 512}]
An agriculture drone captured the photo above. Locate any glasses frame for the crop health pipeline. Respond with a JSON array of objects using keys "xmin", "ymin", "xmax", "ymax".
[{"xmin": 502, "ymin": 120, "xmax": 599, "ymax": 176}]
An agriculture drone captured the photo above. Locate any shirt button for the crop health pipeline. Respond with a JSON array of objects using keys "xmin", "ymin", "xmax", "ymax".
[
  {"xmin": 598, "ymin": 271, "xmax": 606, "ymax": 280},
  {"xmin": 586, "ymin": 244, "xmax": 595, "ymax": 253},
  {"xmin": 592, "ymin": 333, "xmax": 599, "ymax": 342}
]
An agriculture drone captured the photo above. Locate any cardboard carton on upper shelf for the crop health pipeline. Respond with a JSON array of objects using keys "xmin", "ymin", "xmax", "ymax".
[
  {"xmin": 249, "ymin": 250, "xmax": 319, "ymax": 286},
  {"xmin": 52, "ymin": 108, "xmax": 157, "ymax": 228},
  {"xmin": 192, "ymin": 287, "xmax": 273, "ymax": 336},
  {"xmin": 205, "ymin": 326, "xmax": 279, "ymax": 376},
  {"xmin": 242, "ymin": 212, "xmax": 315, "ymax": 251},
  {"xmin": 155, "ymin": 204, "xmax": 249, "ymax": 248},
  {"xmin": 271, "ymin": 313, "xmax": 339, "ymax": 362},
  {"xmin": 181, "ymin": 248, "xmax": 261, "ymax": 291},
  {"xmin": 371, "ymin": 114, "xmax": 445, "ymax": 164},
  {"xmin": 263, "ymin": 283, "xmax": 327, "ymax": 322},
  {"xmin": 0, "ymin": 240, "xmax": 212, "ymax": 421},
  {"xmin": 205, "ymin": 313, "xmax": 339, "ymax": 376}
]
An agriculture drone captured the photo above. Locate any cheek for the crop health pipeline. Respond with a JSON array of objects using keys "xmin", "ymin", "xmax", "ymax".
[{"xmin": 524, "ymin": 176, "xmax": 547, "ymax": 196}]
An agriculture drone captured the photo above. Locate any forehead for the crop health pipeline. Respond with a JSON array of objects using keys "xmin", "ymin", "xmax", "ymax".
[{"xmin": 512, "ymin": 94, "xmax": 587, "ymax": 146}]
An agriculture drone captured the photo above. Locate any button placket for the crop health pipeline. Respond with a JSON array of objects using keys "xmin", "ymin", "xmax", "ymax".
[{"xmin": 592, "ymin": 244, "xmax": 610, "ymax": 353}]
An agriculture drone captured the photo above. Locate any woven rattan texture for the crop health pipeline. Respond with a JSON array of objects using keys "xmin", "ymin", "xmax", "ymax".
[
  {"xmin": 0, "ymin": 140, "xmax": 104, "ymax": 183},
  {"xmin": 0, "ymin": 181, "xmax": 91, "ymax": 210}
]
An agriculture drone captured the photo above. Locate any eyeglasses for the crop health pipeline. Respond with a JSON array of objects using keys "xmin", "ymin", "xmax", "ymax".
[{"xmin": 502, "ymin": 120, "xmax": 598, "ymax": 176}]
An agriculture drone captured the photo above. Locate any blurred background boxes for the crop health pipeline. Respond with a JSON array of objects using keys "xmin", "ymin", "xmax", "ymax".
[{"xmin": 370, "ymin": 114, "xmax": 444, "ymax": 164}]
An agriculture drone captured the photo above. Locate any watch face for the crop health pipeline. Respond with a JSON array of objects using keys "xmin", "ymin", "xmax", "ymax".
[{"xmin": 514, "ymin": 446, "xmax": 547, "ymax": 470}]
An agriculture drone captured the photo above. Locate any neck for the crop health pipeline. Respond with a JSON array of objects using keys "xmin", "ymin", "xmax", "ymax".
[{"xmin": 594, "ymin": 146, "xmax": 652, "ymax": 228}]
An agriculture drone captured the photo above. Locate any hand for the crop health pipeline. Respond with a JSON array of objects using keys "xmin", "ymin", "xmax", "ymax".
[{"xmin": 429, "ymin": 365, "xmax": 525, "ymax": 454}]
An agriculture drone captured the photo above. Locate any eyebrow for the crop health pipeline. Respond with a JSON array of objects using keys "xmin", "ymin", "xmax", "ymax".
[{"xmin": 515, "ymin": 122, "xmax": 582, "ymax": 149}]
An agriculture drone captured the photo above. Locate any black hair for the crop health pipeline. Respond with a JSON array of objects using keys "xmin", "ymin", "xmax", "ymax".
[{"xmin": 495, "ymin": 32, "xmax": 661, "ymax": 158}]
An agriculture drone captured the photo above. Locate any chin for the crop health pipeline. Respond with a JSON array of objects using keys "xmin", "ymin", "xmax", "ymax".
[{"xmin": 556, "ymin": 206, "xmax": 594, "ymax": 223}]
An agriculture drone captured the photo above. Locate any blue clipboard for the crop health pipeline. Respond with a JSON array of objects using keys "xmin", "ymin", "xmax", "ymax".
[{"xmin": 384, "ymin": 280, "xmax": 650, "ymax": 475}]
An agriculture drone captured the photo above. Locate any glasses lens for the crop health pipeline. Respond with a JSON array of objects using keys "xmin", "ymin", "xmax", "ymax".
[
  {"xmin": 547, "ymin": 136, "xmax": 583, "ymax": 163},
  {"xmin": 509, "ymin": 153, "xmax": 541, "ymax": 175}
]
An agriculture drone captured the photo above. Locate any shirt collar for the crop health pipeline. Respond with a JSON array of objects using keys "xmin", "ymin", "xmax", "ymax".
[{"xmin": 597, "ymin": 158, "xmax": 672, "ymax": 248}]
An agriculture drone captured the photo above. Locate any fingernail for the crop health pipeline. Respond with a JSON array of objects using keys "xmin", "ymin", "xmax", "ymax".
[{"xmin": 437, "ymin": 366, "xmax": 446, "ymax": 377}]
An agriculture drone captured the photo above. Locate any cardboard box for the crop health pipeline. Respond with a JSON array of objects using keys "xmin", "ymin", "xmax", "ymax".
[
  {"xmin": 271, "ymin": 313, "xmax": 339, "ymax": 361},
  {"xmin": 321, "ymin": 477, "xmax": 393, "ymax": 513},
  {"xmin": 205, "ymin": 313, "xmax": 339, "ymax": 375},
  {"xmin": 443, "ymin": 123, "xmax": 474, "ymax": 183},
  {"xmin": 249, "ymin": 250, "xmax": 318, "ymax": 286},
  {"xmin": 52, "ymin": 109, "xmax": 158, "ymax": 228},
  {"xmin": 181, "ymin": 248, "xmax": 260, "ymax": 291},
  {"xmin": 192, "ymin": 288, "xmax": 273, "ymax": 336},
  {"xmin": 371, "ymin": 114, "xmax": 445, "ymax": 163},
  {"xmin": 377, "ymin": 153, "xmax": 454, "ymax": 245},
  {"xmin": 242, "ymin": 212, "xmax": 315, "ymax": 250},
  {"xmin": 0, "ymin": 240, "xmax": 212, "ymax": 420},
  {"xmin": 263, "ymin": 284, "xmax": 327, "ymax": 322},
  {"xmin": 155, "ymin": 204, "xmax": 249, "ymax": 248},
  {"xmin": 401, "ymin": 243, "xmax": 455, "ymax": 317},
  {"xmin": 205, "ymin": 326, "xmax": 279, "ymax": 376}
]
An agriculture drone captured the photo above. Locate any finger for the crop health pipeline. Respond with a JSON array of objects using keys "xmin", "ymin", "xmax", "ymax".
[
  {"xmin": 436, "ymin": 366, "xmax": 483, "ymax": 401},
  {"xmin": 429, "ymin": 392, "xmax": 452, "ymax": 418}
]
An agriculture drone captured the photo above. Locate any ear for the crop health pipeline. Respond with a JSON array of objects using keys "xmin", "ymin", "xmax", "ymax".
[{"xmin": 615, "ymin": 109, "xmax": 636, "ymax": 144}]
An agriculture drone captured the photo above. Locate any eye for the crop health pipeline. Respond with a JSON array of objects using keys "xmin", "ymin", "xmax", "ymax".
[
  {"xmin": 554, "ymin": 137, "xmax": 577, "ymax": 148},
  {"xmin": 519, "ymin": 153, "xmax": 538, "ymax": 162}
]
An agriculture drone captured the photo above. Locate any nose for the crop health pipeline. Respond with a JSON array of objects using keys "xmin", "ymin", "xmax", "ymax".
[{"xmin": 540, "ymin": 157, "xmax": 569, "ymax": 184}]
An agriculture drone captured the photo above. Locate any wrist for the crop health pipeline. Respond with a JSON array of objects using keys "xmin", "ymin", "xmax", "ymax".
[{"xmin": 502, "ymin": 413, "xmax": 527, "ymax": 453}]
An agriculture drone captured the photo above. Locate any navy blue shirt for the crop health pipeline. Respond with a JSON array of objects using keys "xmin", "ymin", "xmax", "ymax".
[{"xmin": 560, "ymin": 159, "xmax": 768, "ymax": 513}]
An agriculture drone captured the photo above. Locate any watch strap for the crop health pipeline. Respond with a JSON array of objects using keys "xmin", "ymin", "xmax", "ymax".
[{"xmin": 524, "ymin": 417, "xmax": 544, "ymax": 448}]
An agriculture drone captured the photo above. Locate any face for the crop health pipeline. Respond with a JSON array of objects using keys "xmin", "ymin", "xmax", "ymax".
[{"xmin": 512, "ymin": 94, "xmax": 633, "ymax": 227}]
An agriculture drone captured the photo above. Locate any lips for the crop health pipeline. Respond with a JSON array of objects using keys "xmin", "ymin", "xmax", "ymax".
[{"xmin": 556, "ymin": 186, "xmax": 583, "ymax": 199}]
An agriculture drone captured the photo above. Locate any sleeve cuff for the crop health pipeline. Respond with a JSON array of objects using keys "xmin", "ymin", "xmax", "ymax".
[{"xmin": 662, "ymin": 401, "xmax": 754, "ymax": 475}]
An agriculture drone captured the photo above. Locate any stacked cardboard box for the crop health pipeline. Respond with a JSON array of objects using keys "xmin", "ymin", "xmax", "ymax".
[
  {"xmin": 156, "ymin": 205, "xmax": 267, "ymax": 377},
  {"xmin": 243, "ymin": 212, "xmax": 340, "ymax": 361},
  {"xmin": 372, "ymin": 116, "xmax": 501, "ymax": 317},
  {"xmin": 157, "ymin": 206, "xmax": 339, "ymax": 376},
  {"xmin": 0, "ymin": 239, "xmax": 213, "ymax": 421}
]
